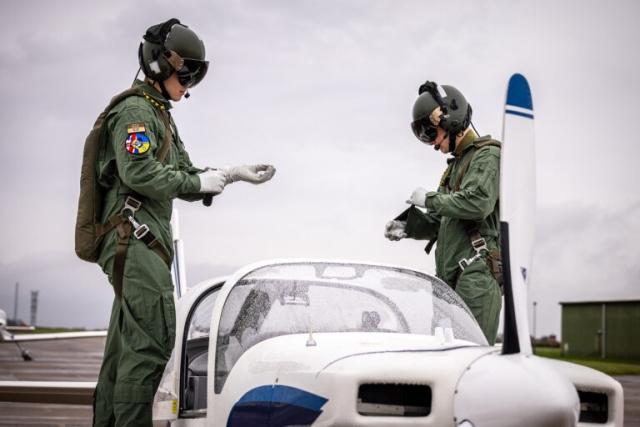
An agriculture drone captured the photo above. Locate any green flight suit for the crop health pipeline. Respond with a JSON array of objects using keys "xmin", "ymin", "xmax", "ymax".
[
  {"xmin": 403, "ymin": 131, "xmax": 502, "ymax": 345},
  {"xmin": 93, "ymin": 80, "xmax": 207, "ymax": 427}
]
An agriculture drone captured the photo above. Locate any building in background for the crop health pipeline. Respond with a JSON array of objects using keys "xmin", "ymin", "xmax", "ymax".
[{"xmin": 560, "ymin": 298, "xmax": 640, "ymax": 360}]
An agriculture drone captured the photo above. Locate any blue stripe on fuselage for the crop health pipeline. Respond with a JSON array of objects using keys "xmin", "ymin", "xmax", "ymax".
[
  {"xmin": 235, "ymin": 385, "xmax": 328, "ymax": 411},
  {"xmin": 228, "ymin": 385, "xmax": 329, "ymax": 427}
]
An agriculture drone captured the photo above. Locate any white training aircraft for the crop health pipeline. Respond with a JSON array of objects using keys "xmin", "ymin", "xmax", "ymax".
[
  {"xmin": 0, "ymin": 308, "xmax": 107, "ymax": 361},
  {"xmin": 0, "ymin": 74, "xmax": 625, "ymax": 426}
]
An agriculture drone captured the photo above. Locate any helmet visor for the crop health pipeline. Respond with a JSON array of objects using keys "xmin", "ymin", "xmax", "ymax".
[
  {"xmin": 411, "ymin": 117, "xmax": 438, "ymax": 144},
  {"xmin": 177, "ymin": 59, "xmax": 209, "ymax": 88}
]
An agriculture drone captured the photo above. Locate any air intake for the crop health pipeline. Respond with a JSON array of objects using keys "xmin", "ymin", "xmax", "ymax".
[
  {"xmin": 357, "ymin": 384, "xmax": 431, "ymax": 417},
  {"xmin": 578, "ymin": 390, "xmax": 608, "ymax": 424}
]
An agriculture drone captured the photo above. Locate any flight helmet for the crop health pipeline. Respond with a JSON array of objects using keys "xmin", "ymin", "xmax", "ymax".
[
  {"xmin": 411, "ymin": 81, "xmax": 472, "ymax": 151},
  {"xmin": 138, "ymin": 18, "xmax": 209, "ymax": 89}
]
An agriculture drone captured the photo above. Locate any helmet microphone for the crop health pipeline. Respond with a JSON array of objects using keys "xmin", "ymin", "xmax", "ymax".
[{"xmin": 185, "ymin": 91, "xmax": 190, "ymax": 99}]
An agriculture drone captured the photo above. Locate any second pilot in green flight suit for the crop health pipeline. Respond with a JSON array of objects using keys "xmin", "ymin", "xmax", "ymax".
[{"xmin": 385, "ymin": 81, "xmax": 502, "ymax": 345}]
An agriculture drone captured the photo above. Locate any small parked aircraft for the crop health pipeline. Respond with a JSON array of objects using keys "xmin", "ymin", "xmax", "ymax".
[
  {"xmin": 0, "ymin": 74, "xmax": 625, "ymax": 426},
  {"xmin": 0, "ymin": 308, "xmax": 107, "ymax": 361}
]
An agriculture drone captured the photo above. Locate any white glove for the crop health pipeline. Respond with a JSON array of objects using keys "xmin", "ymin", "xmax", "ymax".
[
  {"xmin": 406, "ymin": 187, "xmax": 427, "ymax": 207},
  {"xmin": 384, "ymin": 220, "xmax": 407, "ymax": 241},
  {"xmin": 220, "ymin": 164, "xmax": 276, "ymax": 185},
  {"xmin": 198, "ymin": 170, "xmax": 226, "ymax": 194}
]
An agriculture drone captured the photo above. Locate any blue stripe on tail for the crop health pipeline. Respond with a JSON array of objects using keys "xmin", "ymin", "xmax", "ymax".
[{"xmin": 505, "ymin": 109, "xmax": 534, "ymax": 119}]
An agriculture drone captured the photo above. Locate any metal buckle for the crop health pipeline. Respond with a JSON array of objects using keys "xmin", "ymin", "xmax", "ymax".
[
  {"xmin": 460, "ymin": 234, "xmax": 488, "ymax": 271},
  {"xmin": 459, "ymin": 253, "xmax": 482, "ymax": 271},
  {"xmin": 471, "ymin": 237, "xmax": 488, "ymax": 253},
  {"xmin": 133, "ymin": 224, "xmax": 150, "ymax": 240},
  {"xmin": 125, "ymin": 215, "xmax": 150, "ymax": 240},
  {"xmin": 121, "ymin": 196, "xmax": 142, "ymax": 216},
  {"xmin": 120, "ymin": 196, "xmax": 149, "ymax": 239}
]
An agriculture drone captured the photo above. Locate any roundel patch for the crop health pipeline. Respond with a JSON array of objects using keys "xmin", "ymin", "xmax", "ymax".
[{"xmin": 125, "ymin": 133, "xmax": 150, "ymax": 154}]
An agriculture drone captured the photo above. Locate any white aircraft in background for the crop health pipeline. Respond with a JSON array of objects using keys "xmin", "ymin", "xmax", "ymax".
[
  {"xmin": 0, "ymin": 74, "xmax": 625, "ymax": 426},
  {"xmin": 0, "ymin": 308, "xmax": 106, "ymax": 361}
]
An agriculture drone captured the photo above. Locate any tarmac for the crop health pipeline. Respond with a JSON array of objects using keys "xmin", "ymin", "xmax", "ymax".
[{"xmin": 0, "ymin": 337, "xmax": 638, "ymax": 426}]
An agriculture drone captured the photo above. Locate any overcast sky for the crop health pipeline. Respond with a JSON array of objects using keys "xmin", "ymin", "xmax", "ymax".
[{"xmin": 1, "ymin": 1, "xmax": 638, "ymax": 339}]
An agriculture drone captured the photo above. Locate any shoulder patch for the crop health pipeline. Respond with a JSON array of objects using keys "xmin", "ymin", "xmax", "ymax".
[
  {"xmin": 126, "ymin": 123, "xmax": 146, "ymax": 134},
  {"xmin": 125, "ymin": 133, "xmax": 150, "ymax": 154}
]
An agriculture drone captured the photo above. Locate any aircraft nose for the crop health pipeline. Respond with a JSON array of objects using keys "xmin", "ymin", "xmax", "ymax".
[{"xmin": 453, "ymin": 353, "xmax": 579, "ymax": 426}]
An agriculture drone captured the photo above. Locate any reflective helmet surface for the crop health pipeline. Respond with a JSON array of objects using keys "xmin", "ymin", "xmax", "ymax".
[
  {"xmin": 411, "ymin": 82, "xmax": 472, "ymax": 144},
  {"xmin": 138, "ymin": 20, "xmax": 208, "ymax": 87}
]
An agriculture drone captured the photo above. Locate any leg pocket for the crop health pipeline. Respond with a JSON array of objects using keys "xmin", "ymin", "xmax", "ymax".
[
  {"xmin": 456, "ymin": 260, "xmax": 502, "ymax": 344},
  {"xmin": 161, "ymin": 291, "xmax": 176, "ymax": 355}
]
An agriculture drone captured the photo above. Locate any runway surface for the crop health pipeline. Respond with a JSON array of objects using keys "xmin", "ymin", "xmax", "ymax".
[{"xmin": 0, "ymin": 337, "xmax": 638, "ymax": 426}]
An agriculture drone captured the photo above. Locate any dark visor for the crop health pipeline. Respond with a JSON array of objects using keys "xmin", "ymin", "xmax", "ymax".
[
  {"xmin": 411, "ymin": 116, "xmax": 438, "ymax": 144},
  {"xmin": 177, "ymin": 59, "xmax": 209, "ymax": 88}
]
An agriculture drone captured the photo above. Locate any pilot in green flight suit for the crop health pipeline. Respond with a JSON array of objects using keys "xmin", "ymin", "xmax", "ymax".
[
  {"xmin": 384, "ymin": 81, "xmax": 502, "ymax": 345},
  {"xmin": 92, "ymin": 19, "xmax": 275, "ymax": 427}
]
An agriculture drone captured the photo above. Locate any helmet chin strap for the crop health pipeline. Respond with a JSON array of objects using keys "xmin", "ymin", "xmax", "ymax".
[
  {"xmin": 158, "ymin": 80, "xmax": 171, "ymax": 101},
  {"xmin": 448, "ymin": 132, "xmax": 457, "ymax": 154},
  {"xmin": 148, "ymin": 78, "xmax": 172, "ymax": 101}
]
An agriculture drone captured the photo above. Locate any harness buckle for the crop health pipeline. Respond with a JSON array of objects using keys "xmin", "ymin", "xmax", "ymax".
[
  {"xmin": 133, "ymin": 223, "xmax": 150, "ymax": 240},
  {"xmin": 459, "ymin": 235, "xmax": 488, "ymax": 271},
  {"xmin": 124, "ymin": 213, "xmax": 150, "ymax": 240},
  {"xmin": 121, "ymin": 196, "xmax": 142, "ymax": 217},
  {"xmin": 459, "ymin": 253, "xmax": 482, "ymax": 271},
  {"xmin": 120, "ymin": 196, "xmax": 150, "ymax": 240},
  {"xmin": 470, "ymin": 236, "xmax": 488, "ymax": 254}
]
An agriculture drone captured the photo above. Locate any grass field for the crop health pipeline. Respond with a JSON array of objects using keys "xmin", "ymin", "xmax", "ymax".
[{"xmin": 535, "ymin": 347, "xmax": 640, "ymax": 376}]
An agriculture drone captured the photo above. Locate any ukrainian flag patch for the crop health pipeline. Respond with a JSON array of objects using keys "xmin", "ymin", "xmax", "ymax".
[{"xmin": 125, "ymin": 133, "xmax": 150, "ymax": 154}]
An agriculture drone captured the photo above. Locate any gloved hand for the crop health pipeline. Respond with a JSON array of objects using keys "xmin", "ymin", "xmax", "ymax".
[
  {"xmin": 406, "ymin": 187, "xmax": 427, "ymax": 208},
  {"xmin": 384, "ymin": 220, "xmax": 407, "ymax": 241},
  {"xmin": 220, "ymin": 164, "xmax": 276, "ymax": 185},
  {"xmin": 198, "ymin": 170, "xmax": 226, "ymax": 194}
]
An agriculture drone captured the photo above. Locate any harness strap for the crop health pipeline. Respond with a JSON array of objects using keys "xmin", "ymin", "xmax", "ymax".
[
  {"xmin": 94, "ymin": 214, "xmax": 126, "ymax": 240},
  {"xmin": 139, "ymin": 230, "xmax": 172, "ymax": 268},
  {"xmin": 459, "ymin": 219, "xmax": 503, "ymax": 291},
  {"xmin": 107, "ymin": 212, "xmax": 172, "ymax": 300},
  {"xmin": 113, "ymin": 217, "xmax": 132, "ymax": 301},
  {"xmin": 452, "ymin": 148, "xmax": 477, "ymax": 193}
]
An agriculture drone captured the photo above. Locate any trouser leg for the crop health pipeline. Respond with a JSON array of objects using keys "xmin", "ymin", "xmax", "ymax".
[
  {"xmin": 455, "ymin": 260, "xmax": 502, "ymax": 345},
  {"xmin": 112, "ymin": 239, "xmax": 176, "ymax": 427},
  {"xmin": 93, "ymin": 298, "xmax": 123, "ymax": 427}
]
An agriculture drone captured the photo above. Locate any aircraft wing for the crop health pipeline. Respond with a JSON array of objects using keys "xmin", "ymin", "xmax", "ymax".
[
  {"xmin": 0, "ymin": 329, "xmax": 107, "ymax": 343},
  {"xmin": 0, "ymin": 381, "xmax": 95, "ymax": 405}
]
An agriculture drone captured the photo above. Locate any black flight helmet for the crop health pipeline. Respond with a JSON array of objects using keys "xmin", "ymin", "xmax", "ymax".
[
  {"xmin": 411, "ymin": 81, "xmax": 472, "ymax": 152},
  {"xmin": 138, "ymin": 19, "xmax": 209, "ymax": 89}
]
